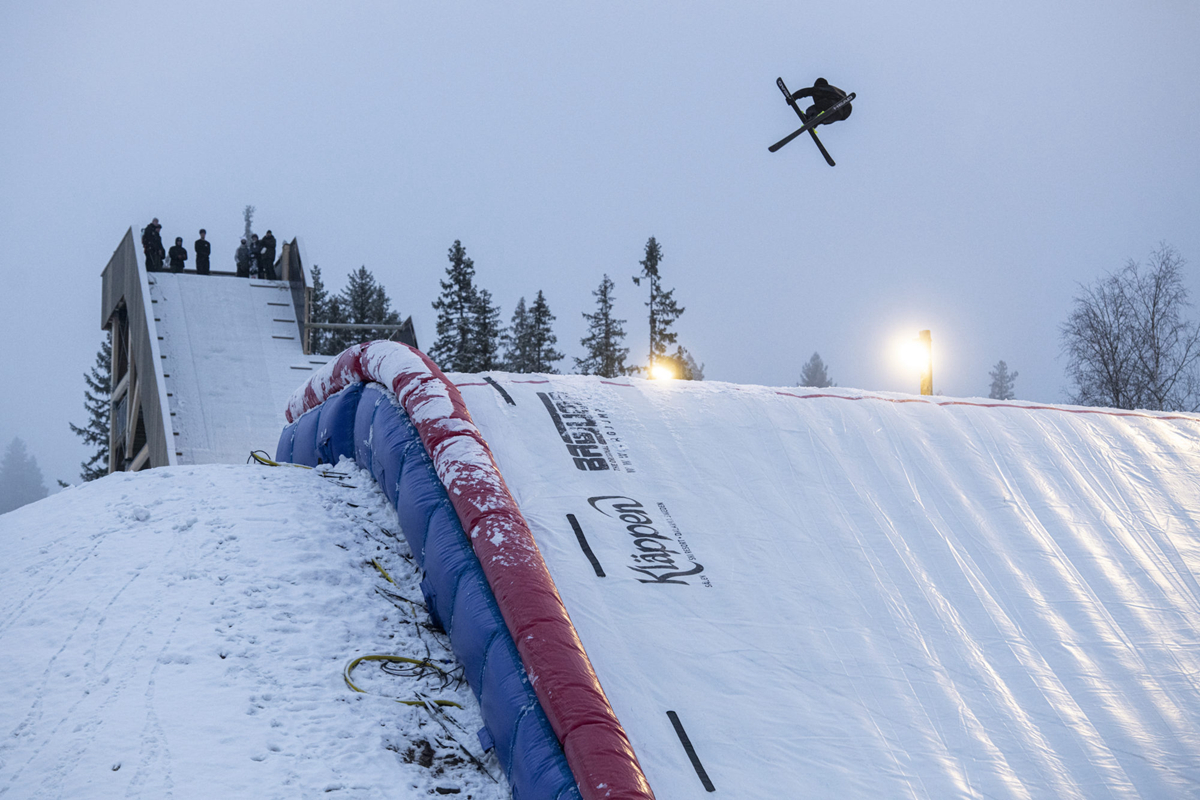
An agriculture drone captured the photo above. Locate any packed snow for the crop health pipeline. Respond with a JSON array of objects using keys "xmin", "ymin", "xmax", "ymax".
[
  {"xmin": 454, "ymin": 374, "xmax": 1200, "ymax": 799},
  {"xmin": 0, "ymin": 461, "xmax": 508, "ymax": 799},
  {"xmin": 148, "ymin": 272, "xmax": 330, "ymax": 465}
]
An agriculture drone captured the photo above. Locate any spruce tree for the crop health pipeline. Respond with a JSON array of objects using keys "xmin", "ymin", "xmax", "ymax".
[
  {"xmin": 667, "ymin": 345, "xmax": 704, "ymax": 381},
  {"xmin": 327, "ymin": 266, "xmax": 402, "ymax": 352},
  {"xmin": 526, "ymin": 291, "xmax": 563, "ymax": 374},
  {"xmin": 307, "ymin": 264, "xmax": 333, "ymax": 355},
  {"xmin": 471, "ymin": 288, "xmax": 503, "ymax": 371},
  {"xmin": 576, "ymin": 274, "xmax": 630, "ymax": 377},
  {"xmin": 429, "ymin": 240, "xmax": 479, "ymax": 372},
  {"xmin": 69, "ymin": 333, "xmax": 112, "ymax": 481},
  {"xmin": 632, "ymin": 237, "xmax": 684, "ymax": 372},
  {"xmin": 798, "ymin": 352, "xmax": 835, "ymax": 388},
  {"xmin": 988, "ymin": 360, "xmax": 1018, "ymax": 400},
  {"xmin": 503, "ymin": 297, "xmax": 533, "ymax": 372},
  {"xmin": 0, "ymin": 437, "xmax": 48, "ymax": 514},
  {"xmin": 243, "ymin": 205, "xmax": 256, "ymax": 243}
]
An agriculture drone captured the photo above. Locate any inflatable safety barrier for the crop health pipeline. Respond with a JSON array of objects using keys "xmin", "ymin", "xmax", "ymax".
[{"xmin": 277, "ymin": 342, "xmax": 653, "ymax": 800}]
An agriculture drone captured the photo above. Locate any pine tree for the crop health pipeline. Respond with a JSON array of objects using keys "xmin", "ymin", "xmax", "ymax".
[
  {"xmin": 307, "ymin": 264, "xmax": 333, "ymax": 355},
  {"xmin": 503, "ymin": 297, "xmax": 533, "ymax": 372},
  {"xmin": 576, "ymin": 274, "xmax": 630, "ymax": 377},
  {"xmin": 632, "ymin": 237, "xmax": 684, "ymax": 371},
  {"xmin": 326, "ymin": 266, "xmax": 402, "ymax": 352},
  {"xmin": 472, "ymin": 288, "xmax": 503, "ymax": 371},
  {"xmin": 988, "ymin": 360, "xmax": 1018, "ymax": 400},
  {"xmin": 526, "ymin": 291, "xmax": 563, "ymax": 374},
  {"xmin": 798, "ymin": 352, "xmax": 835, "ymax": 388},
  {"xmin": 429, "ymin": 241, "xmax": 479, "ymax": 372},
  {"xmin": 667, "ymin": 345, "xmax": 704, "ymax": 381},
  {"xmin": 68, "ymin": 333, "xmax": 112, "ymax": 481},
  {"xmin": 243, "ymin": 205, "xmax": 256, "ymax": 243},
  {"xmin": 0, "ymin": 437, "xmax": 48, "ymax": 514}
]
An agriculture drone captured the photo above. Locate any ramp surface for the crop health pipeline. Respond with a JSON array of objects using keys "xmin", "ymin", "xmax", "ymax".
[
  {"xmin": 148, "ymin": 273, "xmax": 328, "ymax": 464},
  {"xmin": 452, "ymin": 375, "xmax": 1200, "ymax": 799}
]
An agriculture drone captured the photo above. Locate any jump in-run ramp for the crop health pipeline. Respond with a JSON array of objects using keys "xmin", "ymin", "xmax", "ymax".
[{"xmin": 279, "ymin": 342, "xmax": 1200, "ymax": 799}]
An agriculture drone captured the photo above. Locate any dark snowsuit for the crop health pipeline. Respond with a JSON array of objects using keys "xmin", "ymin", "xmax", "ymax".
[
  {"xmin": 168, "ymin": 244, "xmax": 187, "ymax": 272},
  {"xmin": 789, "ymin": 78, "xmax": 852, "ymax": 126},
  {"xmin": 194, "ymin": 238, "xmax": 211, "ymax": 274},
  {"xmin": 235, "ymin": 242, "xmax": 252, "ymax": 277},
  {"xmin": 259, "ymin": 232, "xmax": 277, "ymax": 280},
  {"xmin": 142, "ymin": 224, "xmax": 165, "ymax": 271}
]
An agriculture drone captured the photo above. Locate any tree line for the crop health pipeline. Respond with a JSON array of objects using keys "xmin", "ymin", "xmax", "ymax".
[
  {"xmin": 66, "ymin": 238, "xmax": 1200, "ymax": 485},
  {"xmin": 311, "ymin": 235, "xmax": 701, "ymax": 380}
]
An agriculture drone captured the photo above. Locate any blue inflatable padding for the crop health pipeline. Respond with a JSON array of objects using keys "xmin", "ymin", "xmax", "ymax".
[
  {"xmin": 396, "ymin": 449, "xmax": 445, "ymax": 562},
  {"xmin": 449, "ymin": 572, "xmax": 506, "ymax": 694},
  {"xmin": 294, "ymin": 405, "xmax": 323, "ymax": 466},
  {"xmin": 510, "ymin": 703, "xmax": 583, "ymax": 800},
  {"xmin": 422, "ymin": 504, "xmax": 476, "ymax": 629},
  {"xmin": 354, "ymin": 386, "xmax": 383, "ymax": 470},
  {"xmin": 275, "ymin": 424, "xmax": 295, "ymax": 463},
  {"xmin": 316, "ymin": 382, "xmax": 362, "ymax": 465},
  {"xmin": 275, "ymin": 382, "xmax": 581, "ymax": 800}
]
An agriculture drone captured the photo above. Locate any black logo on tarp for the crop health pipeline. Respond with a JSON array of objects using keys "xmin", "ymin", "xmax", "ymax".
[
  {"xmin": 587, "ymin": 496, "xmax": 709, "ymax": 586},
  {"xmin": 538, "ymin": 392, "xmax": 633, "ymax": 472}
]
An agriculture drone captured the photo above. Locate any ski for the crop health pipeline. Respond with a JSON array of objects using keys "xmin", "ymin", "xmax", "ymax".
[
  {"xmin": 769, "ymin": 88, "xmax": 854, "ymax": 156},
  {"xmin": 776, "ymin": 77, "xmax": 836, "ymax": 166}
]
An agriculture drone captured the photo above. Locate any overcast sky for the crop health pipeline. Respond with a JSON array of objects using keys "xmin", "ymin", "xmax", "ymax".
[{"xmin": 3, "ymin": 0, "xmax": 1199, "ymax": 486}]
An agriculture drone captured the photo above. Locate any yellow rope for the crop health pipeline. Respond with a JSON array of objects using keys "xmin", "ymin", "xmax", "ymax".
[{"xmin": 342, "ymin": 655, "xmax": 462, "ymax": 708}]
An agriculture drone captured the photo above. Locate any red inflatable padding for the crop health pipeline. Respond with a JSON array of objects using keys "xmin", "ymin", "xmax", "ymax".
[{"xmin": 286, "ymin": 342, "xmax": 655, "ymax": 800}]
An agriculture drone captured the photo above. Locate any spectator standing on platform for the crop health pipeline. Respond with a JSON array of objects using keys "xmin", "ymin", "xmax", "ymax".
[
  {"xmin": 194, "ymin": 229, "xmax": 211, "ymax": 274},
  {"xmin": 259, "ymin": 230, "xmax": 277, "ymax": 279},
  {"xmin": 249, "ymin": 234, "xmax": 261, "ymax": 278},
  {"xmin": 235, "ymin": 238, "xmax": 251, "ymax": 277},
  {"xmin": 168, "ymin": 237, "xmax": 187, "ymax": 272},
  {"xmin": 141, "ymin": 218, "xmax": 164, "ymax": 271}
]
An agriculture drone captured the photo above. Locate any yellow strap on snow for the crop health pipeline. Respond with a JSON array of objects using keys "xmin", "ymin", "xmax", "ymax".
[
  {"xmin": 371, "ymin": 558, "xmax": 396, "ymax": 585},
  {"xmin": 248, "ymin": 450, "xmax": 313, "ymax": 469},
  {"xmin": 342, "ymin": 654, "xmax": 462, "ymax": 708}
]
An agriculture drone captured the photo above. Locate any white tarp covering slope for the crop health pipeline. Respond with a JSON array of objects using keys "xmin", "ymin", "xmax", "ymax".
[
  {"xmin": 148, "ymin": 272, "xmax": 329, "ymax": 464},
  {"xmin": 453, "ymin": 374, "xmax": 1200, "ymax": 799},
  {"xmin": 0, "ymin": 463, "xmax": 507, "ymax": 799}
]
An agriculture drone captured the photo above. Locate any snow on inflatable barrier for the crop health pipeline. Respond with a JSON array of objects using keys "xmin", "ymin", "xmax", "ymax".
[{"xmin": 277, "ymin": 342, "xmax": 652, "ymax": 800}]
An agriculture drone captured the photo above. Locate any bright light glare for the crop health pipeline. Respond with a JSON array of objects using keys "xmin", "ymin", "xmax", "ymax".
[
  {"xmin": 897, "ymin": 338, "xmax": 931, "ymax": 373},
  {"xmin": 650, "ymin": 363, "xmax": 676, "ymax": 380}
]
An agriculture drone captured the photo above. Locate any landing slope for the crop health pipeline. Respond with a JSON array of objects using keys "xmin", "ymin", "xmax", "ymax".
[{"xmin": 454, "ymin": 375, "xmax": 1200, "ymax": 798}]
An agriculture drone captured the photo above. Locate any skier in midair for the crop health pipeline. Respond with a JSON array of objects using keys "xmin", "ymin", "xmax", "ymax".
[{"xmin": 788, "ymin": 78, "xmax": 852, "ymax": 126}]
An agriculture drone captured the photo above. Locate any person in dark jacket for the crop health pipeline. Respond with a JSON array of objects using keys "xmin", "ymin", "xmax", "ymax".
[
  {"xmin": 194, "ymin": 229, "xmax": 211, "ymax": 274},
  {"xmin": 249, "ymin": 234, "xmax": 261, "ymax": 278},
  {"xmin": 142, "ymin": 218, "xmax": 165, "ymax": 271},
  {"xmin": 259, "ymin": 230, "xmax": 277, "ymax": 279},
  {"xmin": 168, "ymin": 237, "xmax": 188, "ymax": 272},
  {"xmin": 788, "ymin": 77, "xmax": 853, "ymax": 126},
  {"xmin": 235, "ymin": 238, "xmax": 251, "ymax": 277}
]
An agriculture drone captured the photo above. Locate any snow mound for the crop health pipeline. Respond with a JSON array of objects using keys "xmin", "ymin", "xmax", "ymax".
[{"xmin": 0, "ymin": 463, "xmax": 507, "ymax": 799}]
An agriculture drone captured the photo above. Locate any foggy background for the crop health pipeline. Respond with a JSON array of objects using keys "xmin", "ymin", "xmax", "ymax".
[{"xmin": 2, "ymin": 0, "xmax": 1198, "ymax": 486}]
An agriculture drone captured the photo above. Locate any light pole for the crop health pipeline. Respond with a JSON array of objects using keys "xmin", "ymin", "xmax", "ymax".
[{"xmin": 918, "ymin": 329, "xmax": 933, "ymax": 396}]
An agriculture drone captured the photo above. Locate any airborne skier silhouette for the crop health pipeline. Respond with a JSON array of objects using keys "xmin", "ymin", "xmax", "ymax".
[{"xmin": 771, "ymin": 75, "xmax": 856, "ymax": 166}]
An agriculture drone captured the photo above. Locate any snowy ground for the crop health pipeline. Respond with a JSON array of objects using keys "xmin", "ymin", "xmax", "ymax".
[{"xmin": 0, "ymin": 461, "xmax": 508, "ymax": 799}]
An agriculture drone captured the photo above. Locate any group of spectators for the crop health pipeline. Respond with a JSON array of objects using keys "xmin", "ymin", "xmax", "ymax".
[{"xmin": 140, "ymin": 218, "xmax": 277, "ymax": 279}]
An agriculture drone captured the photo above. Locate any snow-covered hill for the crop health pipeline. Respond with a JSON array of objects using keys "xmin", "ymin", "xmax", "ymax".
[{"xmin": 0, "ymin": 462, "xmax": 506, "ymax": 799}]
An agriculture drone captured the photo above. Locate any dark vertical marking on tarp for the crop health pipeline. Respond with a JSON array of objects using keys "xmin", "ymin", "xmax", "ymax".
[
  {"xmin": 667, "ymin": 710, "xmax": 715, "ymax": 792},
  {"xmin": 483, "ymin": 376, "xmax": 516, "ymax": 405},
  {"xmin": 567, "ymin": 514, "xmax": 605, "ymax": 577}
]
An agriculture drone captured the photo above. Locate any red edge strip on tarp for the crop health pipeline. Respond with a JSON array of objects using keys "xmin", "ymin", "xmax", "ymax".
[{"xmin": 286, "ymin": 342, "xmax": 655, "ymax": 800}]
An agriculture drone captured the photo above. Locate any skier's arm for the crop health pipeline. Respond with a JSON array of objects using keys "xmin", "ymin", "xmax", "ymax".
[{"xmin": 788, "ymin": 87, "xmax": 814, "ymax": 102}]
